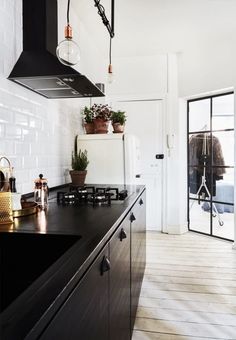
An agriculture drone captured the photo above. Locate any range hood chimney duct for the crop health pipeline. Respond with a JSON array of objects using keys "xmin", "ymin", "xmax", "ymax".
[{"xmin": 8, "ymin": 0, "xmax": 105, "ymax": 99}]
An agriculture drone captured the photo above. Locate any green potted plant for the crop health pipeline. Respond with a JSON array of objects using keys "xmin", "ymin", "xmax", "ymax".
[
  {"xmin": 70, "ymin": 135, "xmax": 89, "ymax": 186},
  {"xmin": 91, "ymin": 104, "xmax": 111, "ymax": 134},
  {"xmin": 111, "ymin": 110, "xmax": 127, "ymax": 133},
  {"xmin": 81, "ymin": 106, "xmax": 95, "ymax": 134}
]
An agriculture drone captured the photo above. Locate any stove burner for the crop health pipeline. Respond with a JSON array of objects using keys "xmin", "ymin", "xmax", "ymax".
[{"xmin": 57, "ymin": 186, "xmax": 128, "ymax": 206}]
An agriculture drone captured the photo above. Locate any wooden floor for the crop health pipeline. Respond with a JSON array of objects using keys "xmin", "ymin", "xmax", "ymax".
[{"xmin": 132, "ymin": 231, "xmax": 236, "ymax": 340}]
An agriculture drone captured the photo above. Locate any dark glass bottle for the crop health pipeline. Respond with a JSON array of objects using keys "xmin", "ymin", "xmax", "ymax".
[{"xmin": 9, "ymin": 168, "xmax": 17, "ymax": 192}]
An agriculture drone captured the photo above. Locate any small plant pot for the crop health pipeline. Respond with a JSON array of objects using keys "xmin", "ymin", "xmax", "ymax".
[
  {"xmin": 94, "ymin": 119, "xmax": 109, "ymax": 134},
  {"xmin": 70, "ymin": 170, "xmax": 87, "ymax": 186},
  {"xmin": 112, "ymin": 123, "xmax": 125, "ymax": 133},
  {"xmin": 84, "ymin": 122, "xmax": 95, "ymax": 134}
]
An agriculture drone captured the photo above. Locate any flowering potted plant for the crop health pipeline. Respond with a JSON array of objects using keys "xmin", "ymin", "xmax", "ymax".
[
  {"xmin": 111, "ymin": 110, "xmax": 127, "ymax": 133},
  {"xmin": 92, "ymin": 104, "xmax": 111, "ymax": 134},
  {"xmin": 70, "ymin": 135, "xmax": 89, "ymax": 186},
  {"xmin": 81, "ymin": 106, "xmax": 95, "ymax": 134}
]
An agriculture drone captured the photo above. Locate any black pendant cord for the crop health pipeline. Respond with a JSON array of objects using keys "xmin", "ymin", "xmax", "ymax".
[
  {"xmin": 67, "ymin": 0, "xmax": 70, "ymax": 25},
  {"xmin": 109, "ymin": 37, "xmax": 112, "ymax": 65},
  {"xmin": 94, "ymin": 0, "xmax": 115, "ymax": 38}
]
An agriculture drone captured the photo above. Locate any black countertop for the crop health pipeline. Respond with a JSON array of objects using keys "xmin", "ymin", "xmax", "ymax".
[{"xmin": 0, "ymin": 184, "xmax": 145, "ymax": 340}]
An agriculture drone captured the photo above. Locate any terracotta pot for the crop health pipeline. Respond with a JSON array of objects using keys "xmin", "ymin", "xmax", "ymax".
[
  {"xmin": 84, "ymin": 122, "xmax": 95, "ymax": 134},
  {"xmin": 70, "ymin": 170, "xmax": 87, "ymax": 186},
  {"xmin": 94, "ymin": 119, "xmax": 109, "ymax": 134},
  {"xmin": 112, "ymin": 123, "xmax": 125, "ymax": 133}
]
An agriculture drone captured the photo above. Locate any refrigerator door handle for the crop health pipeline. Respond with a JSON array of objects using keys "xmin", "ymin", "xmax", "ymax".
[{"xmin": 135, "ymin": 174, "xmax": 141, "ymax": 178}]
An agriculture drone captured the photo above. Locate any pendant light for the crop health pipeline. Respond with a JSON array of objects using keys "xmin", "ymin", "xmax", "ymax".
[
  {"xmin": 56, "ymin": 0, "xmax": 80, "ymax": 66},
  {"xmin": 94, "ymin": 1, "xmax": 115, "ymax": 84}
]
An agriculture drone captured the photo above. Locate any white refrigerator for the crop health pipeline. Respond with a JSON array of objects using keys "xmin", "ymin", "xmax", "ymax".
[{"xmin": 77, "ymin": 134, "xmax": 141, "ymax": 185}]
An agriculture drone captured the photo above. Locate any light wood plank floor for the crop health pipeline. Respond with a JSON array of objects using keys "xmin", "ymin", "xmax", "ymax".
[{"xmin": 132, "ymin": 231, "xmax": 236, "ymax": 340}]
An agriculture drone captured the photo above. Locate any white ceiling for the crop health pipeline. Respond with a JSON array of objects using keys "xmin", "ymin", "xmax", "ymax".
[{"xmin": 73, "ymin": 0, "xmax": 236, "ymax": 58}]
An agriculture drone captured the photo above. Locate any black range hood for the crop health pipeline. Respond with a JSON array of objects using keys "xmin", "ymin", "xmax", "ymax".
[{"xmin": 8, "ymin": 0, "xmax": 105, "ymax": 99}]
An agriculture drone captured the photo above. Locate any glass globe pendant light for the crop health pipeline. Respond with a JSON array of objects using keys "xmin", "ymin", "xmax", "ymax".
[{"xmin": 56, "ymin": 0, "xmax": 80, "ymax": 66}]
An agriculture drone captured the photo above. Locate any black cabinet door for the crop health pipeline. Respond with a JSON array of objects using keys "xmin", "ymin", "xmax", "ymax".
[
  {"xmin": 39, "ymin": 245, "xmax": 109, "ymax": 340},
  {"xmin": 109, "ymin": 215, "xmax": 131, "ymax": 340},
  {"xmin": 130, "ymin": 192, "xmax": 146, "ymax": 332}
]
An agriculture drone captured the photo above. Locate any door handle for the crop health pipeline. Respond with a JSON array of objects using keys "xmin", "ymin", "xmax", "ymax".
[
  {"xmin": 100, "ymin": 256, "xmax": 110, "ymax": 275},
  {"xmin": 139, "ymin": 198, "xmax": 144, "ymax": 205},
  {"xmin": 119, "ymin": 228, "xmax": 127, "ymax": 241},
  {"xmin": 130, "ymin": 213, "xmax": 136, "ymax": 223}
]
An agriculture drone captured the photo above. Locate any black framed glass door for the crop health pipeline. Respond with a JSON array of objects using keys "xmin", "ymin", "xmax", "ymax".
[{"xmin": 187, "ymin": 92, "xmax": 234, "ymax": 241}]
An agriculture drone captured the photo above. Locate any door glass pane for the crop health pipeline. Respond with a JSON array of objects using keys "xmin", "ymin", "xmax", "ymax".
[
  {"xmin": 189, "ymin": 199, "xmax": 211, "ymax": 234},
  {"xmin": 212, "ymin": 205, "xmax": 234, "ymax": 240},
  {"xmin": 214, "ymin": 168, "xmax": 234, "ymax": 205},
  {"xmin": 189, "ymin": 99, "xmax": 210, "ymax": 132},
  {"xmin": 189, "ymin": 166, "xmax": 210, "ymax": 201},
  {"xmin": 212, "ymin": 94, "xmax": 234, "ymax": 130},
  {"xmin": 212, "ymin": 131, "xmax": 234, "ymax": 167}
]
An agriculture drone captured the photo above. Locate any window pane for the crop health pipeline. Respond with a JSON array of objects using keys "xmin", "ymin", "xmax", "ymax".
[
  {"xmin": 212, "ymin": 207, "xmax": 234, "ymax": 240},
  {"xmin": 213, "ymin": 168, "xmax": 234, "ymax": 205},
  {"xmin": 189, "ymin": 199, "xmax": 210, "ymax": 234},
  {"xmin": 189, "ymin": 166, "xmax": 211, "ymax": 201},
  {"xmin": 212, "ymin": 131, "xmax": 234, "ymax": 167},
  {"xmin": 212, "ymin": 94, "xmax": 234, "ymax": 130},
  {"xmin": 189, "ymin": 99, "xmax": 210, "ymax": 132}
]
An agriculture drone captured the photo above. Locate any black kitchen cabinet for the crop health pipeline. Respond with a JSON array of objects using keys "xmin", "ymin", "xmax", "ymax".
[
  {"xmin": 109, "ymin": 214, "xmax": 131, "ymax": 340},
  {"xmin": 14, "ymin": 188, "xmax": 147, "ymax": 340},
  {"xmin": 39, "ymin": 245, "xmax": 110, "ymax": 340},
  {"xmin": 130, "ymin": 192, "xmax": 146, "ymax": 332}
]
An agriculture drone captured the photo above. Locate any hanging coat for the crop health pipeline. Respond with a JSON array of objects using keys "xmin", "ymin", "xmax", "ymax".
[{"xmin": 189, "ymin": 134, "xmax": 225, "ymax": 196}]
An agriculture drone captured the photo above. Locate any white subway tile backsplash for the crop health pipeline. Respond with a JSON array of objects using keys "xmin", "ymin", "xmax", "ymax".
[
  {"xmin": 0, "ymin": 124, "xmax": 4, "ymax": 137},
  {"xmin": 23, "ymin": 155, "xmax": 38, "ymax": 169},
  {"xmin": 22, "ymin": 129, "xmax": 37, "ymax": 142},
  {"xmin": 5, "ymin": 125, "xmax": 22, "ymax": 139},
  {"xmin": 29, "ymin": 117, "xmax": 42, "ymax": 129},
  {"xmin": 0, "ymin": 108, "xmax": 14, "ymax": 123},
  {"xmin": 15, "ymin": 141, "xmax": 30, "ymax": 156},
  {"xmin": 15, "ymin": 113, "xmax": 29, "ymax": 126}
]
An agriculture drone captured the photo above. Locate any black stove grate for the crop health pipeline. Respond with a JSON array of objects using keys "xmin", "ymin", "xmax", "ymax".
[{"xmin": 57, "ymin": 186, "xmax": 128, "ymax": 206}]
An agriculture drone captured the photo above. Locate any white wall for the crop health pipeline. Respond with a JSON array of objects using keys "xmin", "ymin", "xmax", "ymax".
[
  {"xmin": 106, "ymin": 55, "xmax": 168, "ymax": 97},
  {"xmin": 165, "ymin": 54, "xmax": 188, "ymax": 234},
  {"xmin": 178, "ymin": 43, "xmax": 236, "ymax": 97}
]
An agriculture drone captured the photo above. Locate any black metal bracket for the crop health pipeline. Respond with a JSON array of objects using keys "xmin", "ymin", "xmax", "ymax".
[{"xmin": 94, "ymin": 0, "xmax": 115, "ymax": 38}]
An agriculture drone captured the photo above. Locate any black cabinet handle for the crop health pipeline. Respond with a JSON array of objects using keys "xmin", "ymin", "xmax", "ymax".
[
  {"xmin": 119, "ymin": 228, "xmax": 127, "ymax": 241},
  {"xmin": 130, "ymin": 213, "xmax": 136, "ymax": 223},
  {"xmin": 100, "ymin": 256, "xmax": 110, "ymax": 275},
  {"xmin": 139, "ymin": 198, "xmax": 144, "ymax": 205}
]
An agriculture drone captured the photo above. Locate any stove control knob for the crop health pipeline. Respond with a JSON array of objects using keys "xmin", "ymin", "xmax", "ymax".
[{"xmin": 130, "ymin": 213, "xmax": 136, "ymax": 223}]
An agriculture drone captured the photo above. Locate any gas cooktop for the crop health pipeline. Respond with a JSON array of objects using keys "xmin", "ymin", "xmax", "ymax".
[{"xmin": 56, "ymin": 186, "xmax": 128, "ymax": 206}]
